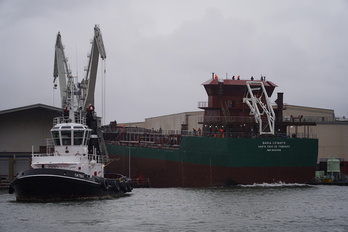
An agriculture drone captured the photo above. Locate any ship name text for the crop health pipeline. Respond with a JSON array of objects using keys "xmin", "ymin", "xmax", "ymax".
[{"xmin": 257, "ymin": 141, "xmax": 291, "ymax": 152}]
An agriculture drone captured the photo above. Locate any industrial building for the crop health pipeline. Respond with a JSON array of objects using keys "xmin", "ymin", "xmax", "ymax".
[{"xmin": 0, "ymin": 104, "xmax": 61, "ymax": 184}]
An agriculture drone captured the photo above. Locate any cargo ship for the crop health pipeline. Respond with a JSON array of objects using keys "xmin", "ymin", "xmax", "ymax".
[{"xmin": 104, "ymin": 74, "xmax": 318, "ymax": 187}]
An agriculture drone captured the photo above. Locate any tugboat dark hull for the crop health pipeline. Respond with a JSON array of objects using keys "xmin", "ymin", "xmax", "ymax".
[{"xmin": 9, "ymin": 169, "xmax": 132, "ymax": 202}]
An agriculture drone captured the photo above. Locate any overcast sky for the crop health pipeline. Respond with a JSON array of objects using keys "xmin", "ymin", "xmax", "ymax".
[{"xmin": 1, "ymin": 0, "xmax": 347, "ymax": 123}]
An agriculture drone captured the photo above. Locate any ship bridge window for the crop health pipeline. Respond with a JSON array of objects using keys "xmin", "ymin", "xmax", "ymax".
[
  {"xmin": 61, "ymin": 130, "xmax": 72, "ymax": 145},
  {"xmin": 51, "ymin": 131, "xmax": 60, "ymax": 146},
  {"xmin": 74, "ymin": 130, "xmax": 84, "ymax": 145}
]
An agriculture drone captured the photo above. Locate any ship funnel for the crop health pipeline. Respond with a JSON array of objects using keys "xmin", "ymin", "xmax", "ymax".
[{"xmin": 275, "ymin": 92, "xmax": 284, "ymax": 122}]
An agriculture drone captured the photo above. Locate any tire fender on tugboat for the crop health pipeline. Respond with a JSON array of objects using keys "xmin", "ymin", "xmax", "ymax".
[
  {"xmin": 126, "ymin": 180, "xmax": 133, "ymax": 192},
  {"xmin": 102, "ymin": 179, "xmax": 109, "ymax": 190},
  {"xmin": 120, "ymin": 181, "xmax": 127, "ymax": 192},
  {"xmin": 112, "ymin": 180, "xmax": 121, "ymax": 191},
  {"xmin": 120, "ymin": 180, "xmax": 131, "ymax": 193},
  {"xmin": 9, "ymin": 186, "xmax": 14, "ymax": 194}
]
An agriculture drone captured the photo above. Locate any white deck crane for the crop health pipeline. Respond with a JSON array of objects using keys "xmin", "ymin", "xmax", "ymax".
[
  {"xmin": 53, "ymin": 32, "xmax": 72, "ymax": 109},
  {"xmin": 243, "ymin": 81, "xmax": 275, "ymax": 135},
  {"xmin": 80, "ymin": 25, "xmax": 107, "ymax": 111},
  {"xmin": 53, "ymin": 25, "xmax": 106, "ymax": 114}
]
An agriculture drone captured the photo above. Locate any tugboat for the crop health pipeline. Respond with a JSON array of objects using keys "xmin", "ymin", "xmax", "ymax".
[{"xmin": 9, "ymin": 25, "xmax": 132, "ymax": 201}]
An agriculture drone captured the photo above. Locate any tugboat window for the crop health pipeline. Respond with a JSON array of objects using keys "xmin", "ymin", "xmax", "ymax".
[
  {"xmin": 74, "ymin": 130, "xmax": 84, "ymax": 145},
  {"xmin": 61, "ymin": 130, "xmax": 72, "ymax": 145},
  {"xmin": 51, "ymin": 131, "xmax": 60, "ymax": 145},
  {"xmin": 74, "ymin": 126, "xmax": 84, "ymax": 129}
]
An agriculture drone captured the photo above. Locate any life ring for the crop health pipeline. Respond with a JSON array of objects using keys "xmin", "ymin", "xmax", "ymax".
[
  {"xmin": 75, "ymin": 152, "xmax": 80, "ymax": 156},
  {"xmin": 87, "ymin": 104, "xmax": 95, "ymax": 112}
]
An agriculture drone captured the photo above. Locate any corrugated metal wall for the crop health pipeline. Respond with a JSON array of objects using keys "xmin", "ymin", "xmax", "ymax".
[
  {"xmin": 0, "ymin": 109, "xmax": 55, "ymax": 153},
  {"xmin": 315, "ymin": 124, "xmax": 348, "ymax": 160}
]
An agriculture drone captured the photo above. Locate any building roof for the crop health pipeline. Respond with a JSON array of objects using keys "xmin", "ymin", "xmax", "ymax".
[
  {"xmin": 201, "ymin": 78, "xmax": 278, "ymax": 87},
  {"xmin": 285, "ymin": 104, "xmax": 334, "ymax": 114},
  {"xmin": 0, "ymin": 104, "xmax": 62, "ymax": 115}
]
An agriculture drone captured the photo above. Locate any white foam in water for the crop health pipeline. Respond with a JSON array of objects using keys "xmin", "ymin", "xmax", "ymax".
[{"xmin": 240, "ymin": 182, "xmax": 309, "ymax": 187}]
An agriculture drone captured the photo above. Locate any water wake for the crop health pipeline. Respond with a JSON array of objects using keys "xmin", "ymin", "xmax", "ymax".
[{"xmin": 240, "ymin": 182, "xmax": 310, "ymax": 188}]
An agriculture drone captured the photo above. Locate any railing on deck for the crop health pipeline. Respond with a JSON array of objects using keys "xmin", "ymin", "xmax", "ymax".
[
  {"xmin": 198, "ymin": 115, "xmax": 338, "ymax": 124},
  {"xmin": 53, "ymin": 115, "xmax": 87, "ymax": 125},
  {"xmin": 287, "ymin": 133, "xmax": 317, "ymax": 139},
  {"xmin": 88, "ymin": 154, "xmax": 108, "ymax": 164},
  {"xmin": 199, "ymin": 116, "xmax": 256, "ymax": 124}
]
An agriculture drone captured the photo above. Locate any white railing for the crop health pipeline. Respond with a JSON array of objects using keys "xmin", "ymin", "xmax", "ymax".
[{"xmin": 53, "ymin": 116, "xmax": 87, "ymax": 125}]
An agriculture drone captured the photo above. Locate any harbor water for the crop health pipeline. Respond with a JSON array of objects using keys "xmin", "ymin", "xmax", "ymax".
[{"xmin": 1, "ymin": 184, "xmax": 348, "ymax": 232}]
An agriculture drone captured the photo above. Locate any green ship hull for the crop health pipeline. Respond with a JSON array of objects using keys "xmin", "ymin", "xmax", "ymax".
[{"xmin": 106, "ymin": 136, "xmax": 318, "ymax": 187}]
